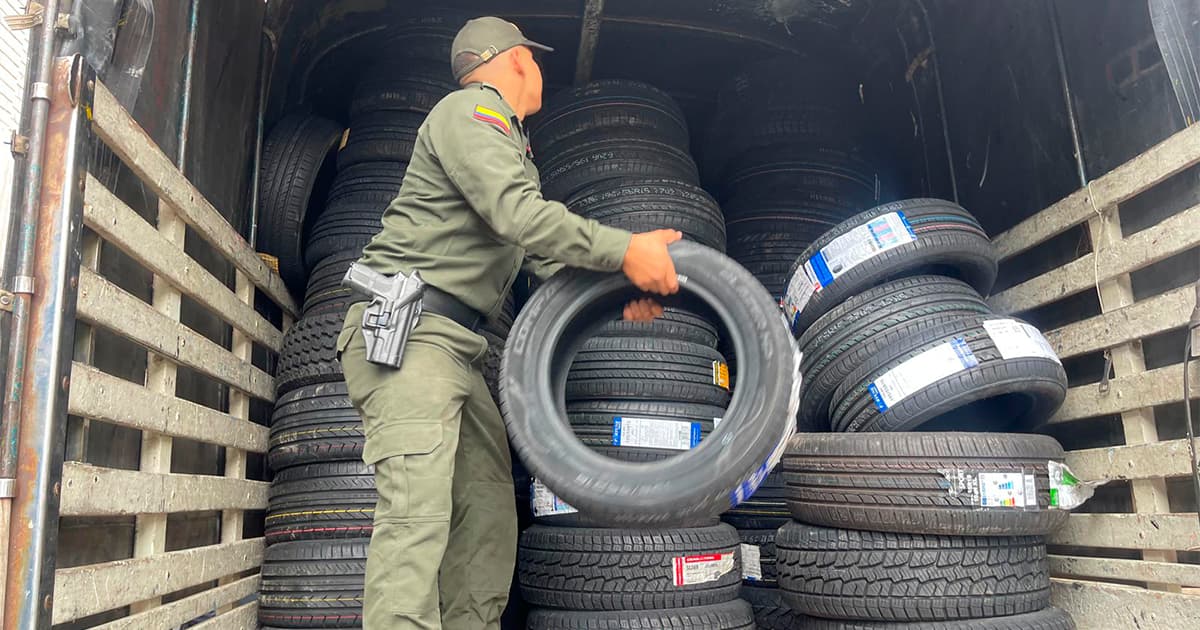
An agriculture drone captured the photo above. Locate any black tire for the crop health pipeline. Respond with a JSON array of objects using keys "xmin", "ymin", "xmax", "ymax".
[
  {"xmin": 782, "ymin": 432, "xmax": 1068, "ymax": 536},
  {"xmin": 337, "ymin": 110, "xmax": 426, "ymax": 168},
  {"xmin": 721, "ymin": 469, "xmax": 790, "ymax": 531},
  {"xmin": 502, "ymin": 241, "xmax": 798, "ymax": 527},
  {"xmin": 597, "ymin": 306, "xmax": 720, "ymax": 348},
  {"xmin": 705, "ymin": 108, "xmax": 855, "ymax": 182},
  {"xmin": 269, "ymin": 382, "xmax": 363, "ymax": 470},
  {"xmin": 568, "ymin": 337, "xmax": 730, "ymax": 406},
  {"xmin": 801, "ymin": 608, "xmax": 1077, "ymax": 630},
  {"xmin": 830, "ymin": 315, "xmax": 1068, "ymax": 433},
  {"xmin": 526, "ymin": 600, "xmax": 755, "ymax": 630},
  {"xmin": 567, "ymin": 399, "xmax": 726, "ymax": 429},
  {"xmin": 258, "ymin": 114, "xmax": 344, "ymax": 297},
  {"xmin": 532, "ymin": 80, "xmax": 690, "ymax": 156},
  {"xmin": 569, "ymin": 399, "xmax": 722, "ymax": 447},
  {"xmin": 741, "ymin": 584, "xmax": 810, "ymax": 630},
  {"xmin": 259, "ymin": 540, "xmax": 365, "ymax": 628},
  {"xmin": 349, "ymin": 61, "xmax": 456, "ymax": 118},
  {"xmin": 539, "ymin": 138, "xmax": 699, "ymax": 202},
  {"xmin": 481, "ymin": 330, "xmax": 505, "ymax": 402},
  {"xmin": 304, "ymin": 163, "xmax": 406, "ymax": 268},
  {"xmin": 566, "ymin": 178, "xmax": 726, "ymax": 251},
  {"xmin": 783, "ymin": 198, "xmax": 998, "ymax": 335},
  {"xmin": 727, "ymin": 216, "xmax": 839, "ymax": 298},
  {"xmin": 266, "ymin": 460, "xmax": 375, "ymax": 543},
  {"xmin": 302, "ymin": 253, "xmax": 358, "ymax": 317},
  {"xmin": 518, "ymin": 524, "xmax": 742, "ymax": 610},
  {"xmin": 276, "ymin": 312, "xmax": 345, "ymax": 397},
  {"xmin": 530, "ymin": 476, "xmax": 721, "ymax": 529},
  {"xmin": 796, "ymin": 275, "xmax": 991, "ymax": 431},
  {"xmin": 722, "ymin": 154, "xmax": 878, "ymax": 210},
  {"xmin": 776, "ymin": 522, "xmax": 1050, "ymax": 622}
]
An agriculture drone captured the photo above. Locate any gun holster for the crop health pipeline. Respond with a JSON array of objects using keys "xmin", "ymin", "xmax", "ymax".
[{"xmin": 341, "ymin": 262, "xmax": 426, "ymax": 368}]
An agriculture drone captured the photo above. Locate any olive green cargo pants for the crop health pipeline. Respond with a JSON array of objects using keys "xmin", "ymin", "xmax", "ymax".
[{"xmin": 338, "ymin": 303, "xmax": 517, "ymax": 630}]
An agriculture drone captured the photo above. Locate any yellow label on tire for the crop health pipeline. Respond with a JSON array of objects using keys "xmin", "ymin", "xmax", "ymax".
[{"xmin": 712, "ymin": 361, "xmax": 730, "ymax": 390}]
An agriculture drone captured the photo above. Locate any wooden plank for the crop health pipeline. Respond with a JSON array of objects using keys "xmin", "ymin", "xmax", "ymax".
[
  {"xmin": 1048, "ymin": 514, "xmax": 1200, "ymax": 550},
  {"xmin": 990, "ymin": 200, "xmax": 1200, "ymax": 314},
  {"xmin": 1043, "ymin": 284, "xmax": 1193, "ymax": 359},
  {"xmin": 1051, "ymin": 578, "xmax": 1200, "ymax": 629},
  {"xmin": 59, "ymin": 463, "xmax": 269, "ymax": 516},
  {"xmin": 992, "ymin": 123, "xmax": 1200, "ymax": 260},
  {"xmin": 1049, "ymin": 362, "xmax": 1199, "ymax": 423},
  {"xmin": 219, "ymin": 272, "xmax": 252, "ymax": 612},
  {"xmin": 82, "ymin": 177, "xmax": 284, "ymax": 350},
  {"xmin": 1083, "ymin": 210, "xmax": 1180, "ymax": 590},
  {"xmin": 189, "ymin": 601, "xmax": 257, "ymax": 629},
  {"xmin": 75, "ymin": 268, "xmax": 274, "ymax": 400},
  {"xmin": 1050, "ymin": 555, "xmax": 1200, "ymax": 587},
  {"xmin": 90, "ymin": 81, "xmax": 298, "ymax": 317},
  {"xmin": 67, "ymin": 363, "xmax": 268, "ymax": 453},
  {"xmin": 52, "ymin": 539, "xmax": 262, "ymax": 623},
  {"xmin": 88, "ymin": 575, "xmax": 259, "ymax": 630},
  {"xmin": 1066, "ymin": 438, "xmax": 1200, "ymax": 482},
  {"xmin": 132, "ymin": 197, "xmax": 185, "ymax": 614}
]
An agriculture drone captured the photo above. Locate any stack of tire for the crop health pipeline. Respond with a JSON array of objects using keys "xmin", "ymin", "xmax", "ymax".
[
  {"xmin": 763, "ymin": 198, "xmax": 1076, "ymax": 627},
  {"xmin": 705, "ymin": 56, "xmax": 883, "ymax": 300},
  {"xmin": 700, "ymin": 56, "xmax": 883, "ymax": 627},
  {"xmin": 775, "ymin": 431, "xmax": 1077, "ymax": 629},
  {"xmin": 513, "ymin": 80, "xmax": 756, "ymax": 629},
  {"xmin": 530, "ymin": 79, "xmax": 731, "ymax": 472},
  {"xmin": 785, "ymin": 198, "xmax": 1068, "ymax": 435}
]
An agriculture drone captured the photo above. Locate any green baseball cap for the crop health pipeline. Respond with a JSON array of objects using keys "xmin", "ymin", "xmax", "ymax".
[{"xmin": 451, "ymin": 17, "xmax": 554, "ymax": 80}]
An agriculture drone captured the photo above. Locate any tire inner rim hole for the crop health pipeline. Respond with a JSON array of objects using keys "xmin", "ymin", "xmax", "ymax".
[{"xmin": 542, "ymin": 268, "xmax": 753, "ymax": 465}]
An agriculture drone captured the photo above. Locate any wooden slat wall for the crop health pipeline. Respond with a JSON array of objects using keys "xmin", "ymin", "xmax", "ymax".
[
  {"xmin": 51, "ymin": 80, "xmax": 288, "ymax": 626},
  {"xmin": 989, "ymin": 123, "xmax": 1200, "ymax": 618}
]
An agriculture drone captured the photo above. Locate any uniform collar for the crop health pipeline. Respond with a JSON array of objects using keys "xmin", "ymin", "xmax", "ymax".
[{"xmin": 466, "ymin": 81, "xmax": 524, "ymax": 135}]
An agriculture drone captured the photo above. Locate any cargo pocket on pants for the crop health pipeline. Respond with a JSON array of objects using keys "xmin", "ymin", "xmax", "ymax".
[{"xmin": 371, "ymin": 423, "xmax": 451, "ymax": 522}]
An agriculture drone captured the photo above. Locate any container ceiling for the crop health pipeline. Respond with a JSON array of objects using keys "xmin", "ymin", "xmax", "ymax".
[{"xmin": 263, "ymin": 0, "xmax": 877, "ymax": 122}]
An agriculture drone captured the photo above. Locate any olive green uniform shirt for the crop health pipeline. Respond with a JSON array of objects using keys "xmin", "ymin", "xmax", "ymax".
[{"xmin": 358, "ymin": 82, "xmax": 632, "ymax": 318}]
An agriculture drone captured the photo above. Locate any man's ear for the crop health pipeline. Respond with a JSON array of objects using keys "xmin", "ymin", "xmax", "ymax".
[{"xmin": 510, "ymin": 48, "xmax": 526, "ymax": 75}]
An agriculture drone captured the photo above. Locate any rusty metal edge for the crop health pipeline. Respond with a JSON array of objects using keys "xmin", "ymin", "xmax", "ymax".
[{"xmin": 3, "ymin": 55, "xmax": 91, "ymax": 630}]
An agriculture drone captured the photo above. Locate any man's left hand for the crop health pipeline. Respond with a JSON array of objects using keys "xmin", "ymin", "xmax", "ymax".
[{"xmin": 623, "ymin": 297, "xmax": 664, "ymax": 322}]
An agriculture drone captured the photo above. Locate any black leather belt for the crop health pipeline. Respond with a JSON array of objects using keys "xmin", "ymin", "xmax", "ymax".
[{"xmin": 423, "ymin": 286, "xmax": 484, "ymax": 332}]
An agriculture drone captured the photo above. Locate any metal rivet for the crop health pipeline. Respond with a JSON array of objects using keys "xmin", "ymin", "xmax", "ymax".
[
  {"xmin": 69, "ymin": 276, "xmax": 77, "ymax": 289},
  {"xmin": 52, "ymin": 482, "xmax": 60, "ymax": 497},
  {"xmin": 61, "ymin": 376, "xmax": 70, "ymax": 390}
]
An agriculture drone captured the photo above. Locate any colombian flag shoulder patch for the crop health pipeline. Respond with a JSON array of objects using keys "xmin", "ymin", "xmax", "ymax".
[{"xmin": 472, "ymin": 105, "xmax": 512, "ymax": 136}]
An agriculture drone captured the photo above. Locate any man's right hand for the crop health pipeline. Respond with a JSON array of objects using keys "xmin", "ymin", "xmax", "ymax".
[{"xmin": 622, "ymin": 229, "xmax": 682, "ymax": 295}]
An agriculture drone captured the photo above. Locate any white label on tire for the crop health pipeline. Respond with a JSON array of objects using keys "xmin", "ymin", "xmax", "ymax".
[
  {"xmin": 983, "ymin": 319, "xmax": 1062, "ymax": 365},
  {"xmin": 782, "ymin": 211, "xmax": 917, "ymax": 327},
  {"xmin": 782, "ymin": 263, "xmax": 821, "ymax": 326},
  {"xmin": 739, "ymin": 544, "xmax": 762, "ymax": 581},
  {"xmin": 530, "ymin": 479, "xmax": 577, "ymax": 516},
  {"xmin": 978, "ymin": 472, "xmax": 1038, "ymax": 508},
  {"xmin": 868, "ymin": 337, "xmax": 978, "ymax": 412},
  {"xmin": 671, "ymin": 552, "xmax": 735, "ymax": 586},
  {"xmin": 612, "ymin": 417, "xmax": 701, "ymax": 450}
]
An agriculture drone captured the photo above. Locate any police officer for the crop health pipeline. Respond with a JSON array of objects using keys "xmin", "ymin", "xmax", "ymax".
[{"xmin": 337, "ymin": 16, "xmax": 682, "ymax": 630}]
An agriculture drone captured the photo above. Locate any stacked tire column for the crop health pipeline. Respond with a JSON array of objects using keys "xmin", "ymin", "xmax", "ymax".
[
  {"xmin": 705, "ymin": 56, "xmax": 885, "ymax": 301},
  {"xmin": 775, "ymin": 432, "xmax": 1078, "ymax": 629},
  {"xmin": 516, "ymin": 80, "xmax": 753, "ymax": 630},
  {"xmin": 772, "ymin": 198, "xmax": 1077, "ymax": 628},
  {"xmin": 700, "ymin": 56, "xmax": 884, "ymax": 628}
]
